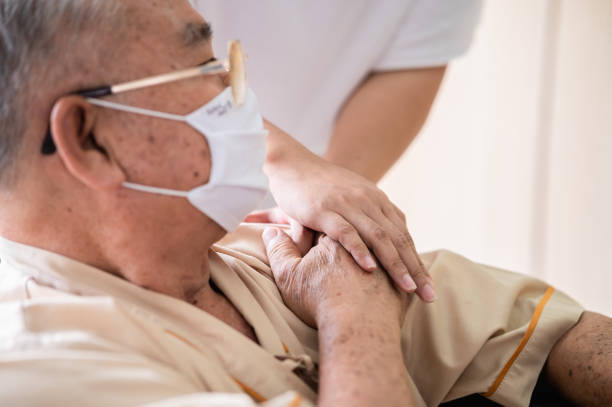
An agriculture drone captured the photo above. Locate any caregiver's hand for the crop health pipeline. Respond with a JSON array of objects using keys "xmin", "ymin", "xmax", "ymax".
[{"xmin": 263, "ymin": 121, "xmax": 436, "ymax": 302}]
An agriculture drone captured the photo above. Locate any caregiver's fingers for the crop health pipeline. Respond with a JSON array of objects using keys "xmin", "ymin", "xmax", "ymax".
[
  {"xmin": 317, "ymin": 213, "xmax": 377, "ymax": 271},
  {"xmin": 380, "ymin": 202, "xmax": 407, "ymax": 233},
  {"xmin": 342, "ymin": 212, "xmax": 420, "ymax": 294},
  {"xmin": 369, "ymin": 208, "xmax": 435, "ymax": 303},
  {"xmin": 373, "ymin": 200, "xmax": 434, "ymax": 301},
  {"xmin": 244, "ymin": 208, "xmax": 291, "ymax": 225},
  {"xmin": 390, "ymin": 202, "xmax": 407, "ymax": 226}
]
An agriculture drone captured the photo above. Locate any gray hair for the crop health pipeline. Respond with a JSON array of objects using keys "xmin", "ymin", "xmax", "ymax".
[{"xmin": 0, "ymin": 0, "xmax": 122, "ymax": 184}]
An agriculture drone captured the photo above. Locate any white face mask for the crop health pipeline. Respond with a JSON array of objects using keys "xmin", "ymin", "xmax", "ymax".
[{"xmin": 87, "ymin": 87, "xmax": 269, "ymax": 232}]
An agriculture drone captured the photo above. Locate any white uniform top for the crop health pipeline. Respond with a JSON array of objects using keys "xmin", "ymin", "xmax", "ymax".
[{"xmin": 191, "ymin": 0, "xmax": 482, "ymax": 156}]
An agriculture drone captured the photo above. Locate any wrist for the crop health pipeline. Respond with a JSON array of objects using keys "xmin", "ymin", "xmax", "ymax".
[{"xmin": 317, "ymin": 302, "xmax": 403, "ymax": 339}]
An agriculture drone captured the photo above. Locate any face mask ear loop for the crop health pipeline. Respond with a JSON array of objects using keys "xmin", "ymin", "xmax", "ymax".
[
  {"xmin": 123, "ymin": 182, "xmax": 191, "ymax": 197},
  {"xmin": 86, "ymin": 98, "xmax": 187, "ymax": 122},
  {"xmin": 86, "ymin": 98, "xmax": 193, "ymax": 198}
]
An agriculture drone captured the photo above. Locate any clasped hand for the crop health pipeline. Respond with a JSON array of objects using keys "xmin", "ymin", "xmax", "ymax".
[{"xmin": 262, "ymin": 228, "xmax": 408, "ymax": 328}]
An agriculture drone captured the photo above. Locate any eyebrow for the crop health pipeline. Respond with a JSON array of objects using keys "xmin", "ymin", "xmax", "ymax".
[{"xmin": 183, "ymin": 22, "xmax": 213, "ymax": 47}]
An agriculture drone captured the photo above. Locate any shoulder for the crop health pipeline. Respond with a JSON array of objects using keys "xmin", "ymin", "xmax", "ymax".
[{"xmin": 213, "ymin": 223, "xmax": 285, "ymax": 280}]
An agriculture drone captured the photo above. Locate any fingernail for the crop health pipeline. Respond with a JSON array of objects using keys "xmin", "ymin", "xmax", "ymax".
[
  {"xmin": 402, "ymin": 274, "xmax": 417, "ymax": 292},
  {"xmin": 365, "ymin": 256, "xmax": 377, "ymax": 270},
  {"xmin": 421, "ymin": 284, "xmax": 436, "ymax": 303},
  {"xmin": 262, "ymin": 228, "xmax": 279, "ymax": 247}
]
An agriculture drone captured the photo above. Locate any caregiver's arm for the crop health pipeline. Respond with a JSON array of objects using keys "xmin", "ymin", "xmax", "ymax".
[
  {"xmin": 263, "ymin": 228, "xmax": 422, "ymax": 407},
  {"xmin": 264, "ymin": 122, "xmax": 435, "ymax": 302},
  {"xmin": 326, "ymin": 67, "xmax": 446, "ymax": 183}
]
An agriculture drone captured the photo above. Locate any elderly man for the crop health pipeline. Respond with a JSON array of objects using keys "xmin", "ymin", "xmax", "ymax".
[{"xmin": 0, "ymin": 1, "xmax": 610, "ymax": 406}]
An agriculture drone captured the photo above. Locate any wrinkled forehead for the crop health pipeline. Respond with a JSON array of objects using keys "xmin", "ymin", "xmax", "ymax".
[{"xmin": 119, "ymin": 0, "xmax": 213, "ymax": 73}]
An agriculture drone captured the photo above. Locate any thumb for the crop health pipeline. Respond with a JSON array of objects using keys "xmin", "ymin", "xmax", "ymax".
[
  {"xmin": 288, "ymin": 219, "xmax": 315, "ymax": 256},
  {"xmin": 262, "ymin": 228, "xmax": 302, "ymax": 278}
]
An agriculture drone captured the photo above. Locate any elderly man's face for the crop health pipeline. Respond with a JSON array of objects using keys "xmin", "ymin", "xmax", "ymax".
[
  {"xmin": 102, "ymin": 1, "xmax": 223, "ymax": 194},
  {"xmin": 54, "ymin": 0, "xmax": 239, "ymax": 247},
  {"xmin": 0, "ymin": 0, "xmax": 242, "ymax": 293}
]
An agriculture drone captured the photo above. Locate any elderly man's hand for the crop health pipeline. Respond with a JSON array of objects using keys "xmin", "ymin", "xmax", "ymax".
[
  {"xmin": 261, "ymin": 122, "xmax": 436, "ymax": 303},
  {"xmin": 262, "ymin": 228, "xmax": 408, "ymax": 328}
]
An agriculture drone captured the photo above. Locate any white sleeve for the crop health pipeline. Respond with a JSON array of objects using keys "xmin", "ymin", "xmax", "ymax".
[{"xmin": 374, "ymin": 0, "xmax": 483, "ymax": 70}]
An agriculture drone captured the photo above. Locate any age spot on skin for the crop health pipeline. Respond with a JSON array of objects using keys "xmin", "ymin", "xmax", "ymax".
[
  {"xmin": 148, "ymin": 135, "xmax": 156, "ymax": 144},
  {"xmin": 193, "ymin": 171, "xmax": 200, "ymax": 178}
]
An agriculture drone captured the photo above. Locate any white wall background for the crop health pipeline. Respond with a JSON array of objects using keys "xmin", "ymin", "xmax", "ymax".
[{"xmin": 380, "ymin": 0, "xmax": 612, "ymax": 315}]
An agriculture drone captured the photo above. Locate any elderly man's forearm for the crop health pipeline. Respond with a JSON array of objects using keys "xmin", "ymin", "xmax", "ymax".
[{"xmin": 317, "ymin": 309, "xmax": 420, "ymax": 407}]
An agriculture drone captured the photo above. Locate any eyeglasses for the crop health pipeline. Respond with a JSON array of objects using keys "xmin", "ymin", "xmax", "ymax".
[{"xmin": 41, "ymin": 40, "xmax": 247, "ymax": 155}]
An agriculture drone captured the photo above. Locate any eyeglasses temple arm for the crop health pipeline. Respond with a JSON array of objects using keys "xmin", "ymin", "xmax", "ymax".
[
  {"xmin": 41, "ymin": 60, "xmax": 228, "ymax": 155},
  {"xmin": 111, "ymin": 61, "xmax": 227, "ymax": 94}
]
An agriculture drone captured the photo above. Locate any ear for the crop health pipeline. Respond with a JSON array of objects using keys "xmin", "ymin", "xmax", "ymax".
[{"xmin": 50, "ymin": 96, "xmax": 125, "ymax": 191}]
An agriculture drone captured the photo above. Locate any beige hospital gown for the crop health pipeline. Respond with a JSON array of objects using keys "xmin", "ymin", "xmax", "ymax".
[{"xmin": 0, "ymin": 224, "xmax": 583, "ymax": 406}]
